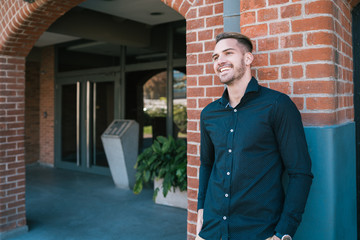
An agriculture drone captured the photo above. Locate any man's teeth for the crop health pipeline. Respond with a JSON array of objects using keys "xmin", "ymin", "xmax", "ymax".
[{"xmin": 220, "ymin": 67, "xmax": 231, "ymax": 72}]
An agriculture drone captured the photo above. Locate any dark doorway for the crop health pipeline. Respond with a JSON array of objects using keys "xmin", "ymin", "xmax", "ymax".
[
  {"xmin": 352, "ymin": 4, "xmax": 360, "ymax": 239},
  {"xmin": 55, "ymin": 73, "xmax": 116, "ymax": 176}
]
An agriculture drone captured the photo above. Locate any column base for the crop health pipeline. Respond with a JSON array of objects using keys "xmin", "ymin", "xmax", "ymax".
[
  {"xmin": 0, "ymin": 226, "xmax": 28, "ymax": 240},
  {"xmin": 295, "ymin": 122, "xmax": 357, "ymax": 239}
]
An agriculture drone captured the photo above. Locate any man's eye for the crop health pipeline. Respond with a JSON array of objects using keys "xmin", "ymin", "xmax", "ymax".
[{"xmin": 212, "ymin": 56, "xmax": 218, "ymax": 61}]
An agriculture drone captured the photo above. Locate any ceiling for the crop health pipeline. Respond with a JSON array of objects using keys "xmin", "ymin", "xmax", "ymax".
[
  {"xmin": 79, "ymin": 0, "xmax": 183, "ymax": 26},
  {"xmin": 34, "ymin": 0, "xmax": 184, "ymax": 48}
]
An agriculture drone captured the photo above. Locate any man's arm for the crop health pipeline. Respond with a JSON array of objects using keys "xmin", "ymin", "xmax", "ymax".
[
  {"xmin": 197, "ymin": 112, "xmax": 215, "ymax": 210},
  {"xmin": 272, "ymin": 94, "xmax": 313, "ymax": 237},
  {"xmin": 196, "ymin": 112, "xmax": 215, "ymax": 234}
]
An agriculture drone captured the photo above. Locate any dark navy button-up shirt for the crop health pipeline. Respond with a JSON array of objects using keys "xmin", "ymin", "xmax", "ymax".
[{"xmin": 198, "ymin": 77, "xmax": 313, "ymax": 240}]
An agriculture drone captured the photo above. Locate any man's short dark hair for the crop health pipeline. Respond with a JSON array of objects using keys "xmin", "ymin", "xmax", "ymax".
[{"xmin": 216, "ymin": 32, "xmax": 253, "ymax": 53}]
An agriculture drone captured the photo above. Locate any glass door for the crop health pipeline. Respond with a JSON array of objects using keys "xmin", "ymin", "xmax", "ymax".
[
  {"xmin": 60, "ymin": 82, "xmax": 80, "ymax": 165},
  {"xmin": 55, "ymin": 74, "xmax": 116, "ymax": 175},
  {"xmin": 89, "ymin": 81, "xmax": 114, "ymax": 168}
]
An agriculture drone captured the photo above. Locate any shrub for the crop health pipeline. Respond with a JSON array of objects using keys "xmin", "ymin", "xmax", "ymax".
[{"xmin": 133, "ymin": 136, "xmax": 187, "ymax": 199}]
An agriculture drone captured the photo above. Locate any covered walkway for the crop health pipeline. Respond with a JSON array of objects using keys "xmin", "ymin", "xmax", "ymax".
[{"xmin": 10, "ymin": 166, "xmax": 187, "ymax": 240}]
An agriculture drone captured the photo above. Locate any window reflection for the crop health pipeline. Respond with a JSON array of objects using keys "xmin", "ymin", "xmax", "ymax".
[{"xmin": 142, "ymin": 70, "xmax": 187, "ymax": 148}]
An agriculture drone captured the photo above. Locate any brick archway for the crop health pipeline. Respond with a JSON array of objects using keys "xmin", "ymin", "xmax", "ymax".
[
  {"xmin": 0, "ymin": 0, "xmax": 86, "ymax": 235},
  {"xmin": 0, "ymin": 0, "xmax": 85, "ymax": 57},
  {"xmin": 350, "ymin": 0, "xmax": 360, "ymax": 8},
  {"xmin": 0, "ymin": 0, "xmax": 224, "ymax": 238}
]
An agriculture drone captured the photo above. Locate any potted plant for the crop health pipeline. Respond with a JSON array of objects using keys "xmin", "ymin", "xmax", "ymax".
[{"xmin": 133, "ymin": 135, "xmax": 187, "ymax": 208}]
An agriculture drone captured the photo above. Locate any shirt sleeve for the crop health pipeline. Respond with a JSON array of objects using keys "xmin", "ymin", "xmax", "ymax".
[
  {"xmin": 197, "ymin": 110, "xmax": 215, "ymax": 210},
  {"xmin": 272, "ymin": 94, "xmax": 313, "ymax": 236}
]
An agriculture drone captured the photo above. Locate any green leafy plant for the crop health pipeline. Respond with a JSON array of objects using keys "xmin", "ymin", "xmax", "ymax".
[
  {"xmin": 173, "ymin": 104, "xmax": 187, "ymax": 133},
  {"xmin": 133, "ymin": 136, "xmax": 187, "ymax": 199}
]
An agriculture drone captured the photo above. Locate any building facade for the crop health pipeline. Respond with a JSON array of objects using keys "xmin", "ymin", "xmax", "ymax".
[{"xmin": 0, "ymin": 0, "xmax": 359, "ymax": 239}]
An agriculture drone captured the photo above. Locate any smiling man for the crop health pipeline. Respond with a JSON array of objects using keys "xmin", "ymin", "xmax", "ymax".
[{"xmin": 196, "ymin": 32, "xmax": 313, "ymax": 240}]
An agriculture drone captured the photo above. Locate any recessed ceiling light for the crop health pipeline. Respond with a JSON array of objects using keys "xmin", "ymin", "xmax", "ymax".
[{"xmin": 150, "ymin": 12, "xmax": 163, "ymax": 16}]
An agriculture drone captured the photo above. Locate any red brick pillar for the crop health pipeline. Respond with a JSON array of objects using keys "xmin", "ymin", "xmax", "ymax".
[
  {"xmin": 240, "ymin": 0, "xmax": 353, "ymax": 125},
  {"xmin": 178, "ymin": 0, "xmax": 356, "ymax": 238},
  {"xmin": 0, "ymin": 55, "xmax": 27, "ymax": 235},
  {"xmin": 0, "ymin": 0, "xmax": 86, "ymax": 236},
  {"xmin": 162, "ymin": 0, "xmax": 226, "ymax": 238}
]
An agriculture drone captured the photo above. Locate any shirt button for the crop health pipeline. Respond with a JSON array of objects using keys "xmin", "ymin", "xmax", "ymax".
[
  {"xmin": 225, "ymin": 193, "xmax": 229, "ymax": 198},
  {"xmin": 234, "ymin": 109, "xmax": 237, "ymax": 112},
  {"xmin": 223, "ymin": 216, "xmax": 227, "ymax": 220},
  {"xmin": 227, "ymin": 172, "xmax": 230, "ymax": 175},
  {"xmin": 228, "ymin": 149, "xmax": 232, "ymax": 153},
  {"xmin": 230, "ymin": 129, "xmax": 234, "ymax": 132}
]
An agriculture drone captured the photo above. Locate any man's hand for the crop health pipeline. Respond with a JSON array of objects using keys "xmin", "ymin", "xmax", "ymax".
[
  {"xmin": 196, "ymin": 209, "xmax": 204, "ymax": 235},
  {"xmin": 272, "ymin": 235, "xmax": 281, "ymax": 240}
]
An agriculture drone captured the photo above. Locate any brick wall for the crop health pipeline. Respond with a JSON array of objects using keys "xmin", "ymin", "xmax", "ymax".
[
  {"xmin": 39, "ymin": 47, "xmax": 55, "ymax": 166},
  {"xmin": 0, "ymin": 55, "xmax": 27, "ymax": 232},
  {"xmin": 25, "ymin": 61, "xmax": 40, "ymax": 165},
  {"xmin": 161, "ymin": 0, "xmax": 225, "ymax": 239},
  {"xmin": 241, "ymin": 0, "xmax": 354, "ymax": 126}
]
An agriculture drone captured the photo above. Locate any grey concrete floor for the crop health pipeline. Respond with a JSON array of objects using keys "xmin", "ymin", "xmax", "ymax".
[{"xmin": 10, "ymin": 166, "xmax": 187, "ymax": 240}]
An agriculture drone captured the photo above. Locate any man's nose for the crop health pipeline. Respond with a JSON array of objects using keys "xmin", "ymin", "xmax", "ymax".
[{"xmin": 217, "ymin": 54, "xmax": 227, "ymax": 64}]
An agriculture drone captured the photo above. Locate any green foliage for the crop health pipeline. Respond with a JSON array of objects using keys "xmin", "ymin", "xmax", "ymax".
[
  {"xmin": 144, "ymin": 105, "xmax": 187, "ymax": 133},
  {"xmin": 133, "ymin": 136, "xmax": 187, "ymax": 199},
  {"xmin": 145, "ymin": 108, "xmax": 166, "ymax": 118},
  {"xmin": 173, "ymin": 104, "xmax": 187, "ymax": 133},
  {"xmin": 143, "ymin": 126, "xmax": 152, "ymax": 135}
]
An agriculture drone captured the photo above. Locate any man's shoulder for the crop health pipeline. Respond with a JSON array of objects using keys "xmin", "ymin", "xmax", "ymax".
[
  {"xmin": 259, "ymin": 84, "xmax": 292, "ymax": 104},
  {"xmin": 259, "ymin": 85, "xmax": 300, "ymax": 116}
]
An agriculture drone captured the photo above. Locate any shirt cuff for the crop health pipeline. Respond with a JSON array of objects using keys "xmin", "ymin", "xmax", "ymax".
[
  {"xmin": 275, "ymin": 215, "xmax": 299, "ymax": 237},
  {"xmin": 275, "ymin": 232, "xmax": 284, "ymax": 239}
]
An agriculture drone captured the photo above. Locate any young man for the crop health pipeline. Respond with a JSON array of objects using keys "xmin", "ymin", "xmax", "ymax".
[{"xmin": 196, "ymin": 32, "xmax": 313, "ymax": 240}]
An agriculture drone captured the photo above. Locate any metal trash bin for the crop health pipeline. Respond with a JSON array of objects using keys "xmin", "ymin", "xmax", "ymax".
[{"xmin": 101, "ymin": 120, "xmax": 139, "ymax": 189}]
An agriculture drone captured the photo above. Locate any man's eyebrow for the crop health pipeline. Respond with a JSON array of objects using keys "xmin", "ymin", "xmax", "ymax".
[{"xmin": 212, "ymin": 48, "xmax": 236, "ymax": 58}]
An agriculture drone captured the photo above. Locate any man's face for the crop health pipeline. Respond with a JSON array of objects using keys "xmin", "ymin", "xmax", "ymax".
[{"xmin": 212, "ymin": 38, "xmax": 247, "ymax": 86}]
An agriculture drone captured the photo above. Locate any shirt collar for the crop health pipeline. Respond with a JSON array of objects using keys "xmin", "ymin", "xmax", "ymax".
[{"xmin": 219, "ymin": 77, "xmax": 260, "ymax": 107}]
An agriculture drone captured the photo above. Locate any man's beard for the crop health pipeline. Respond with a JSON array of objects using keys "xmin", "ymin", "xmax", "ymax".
[{"xmin": 219, "ymin": 60, "xmax": 246, "ymax": 86}]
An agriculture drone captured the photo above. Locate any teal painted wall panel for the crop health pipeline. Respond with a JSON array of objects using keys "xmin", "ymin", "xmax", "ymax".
[{"xmin": 294, "ymin": 122, "xmax": 357, "ymax": 240}]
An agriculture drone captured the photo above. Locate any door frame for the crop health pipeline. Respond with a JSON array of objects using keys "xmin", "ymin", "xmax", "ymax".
[{"xmin": 54, "ymin": 67, "xmax": 121, "ymax": 175}]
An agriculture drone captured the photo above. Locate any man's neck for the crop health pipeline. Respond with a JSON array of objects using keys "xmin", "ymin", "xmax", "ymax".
[{"xmin": 227, "ymin": 74, "xmax": 252, "ymax": 108}]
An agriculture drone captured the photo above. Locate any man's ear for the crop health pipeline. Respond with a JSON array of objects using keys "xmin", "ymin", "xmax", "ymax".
[{"xmin": 244, "ymin": 52, "xmax": 254, "ymax": 65}]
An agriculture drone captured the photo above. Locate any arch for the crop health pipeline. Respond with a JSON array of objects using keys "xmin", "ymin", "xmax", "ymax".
[
  {"xmin": 350, "ymin": 0, "xmax": 360, "ymax": 9},
  {"xmin": 0, "ymin": 0, "xmax": 85, "ymax": 57},
  {"xmin": 160, "ymin": 0, "xmax": 191, "ymax": 18},
  {"xmin": 0, "ymin": 0, "xmax": 192, "ymax": 57}
]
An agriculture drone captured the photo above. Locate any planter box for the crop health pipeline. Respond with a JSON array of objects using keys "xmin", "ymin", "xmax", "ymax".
[{"xmin": 154, "ymin": 178, "xmax": 187, "ymax": 209}]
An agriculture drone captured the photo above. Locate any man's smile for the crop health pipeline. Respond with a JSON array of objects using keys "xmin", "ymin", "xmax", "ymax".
[{"xmin": 218, "ymin": 65, "xmax": 232, "ymax": 73}]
